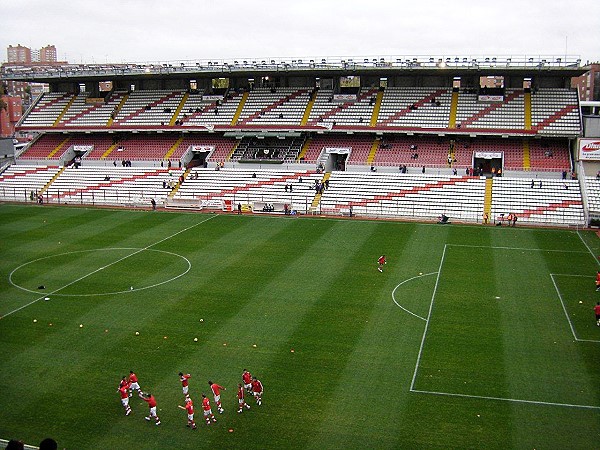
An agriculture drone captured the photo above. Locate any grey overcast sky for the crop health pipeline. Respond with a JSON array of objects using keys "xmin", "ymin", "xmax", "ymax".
[{"xmin": 1, "ymin": 0, "xmax": 599, "ymax": 65}]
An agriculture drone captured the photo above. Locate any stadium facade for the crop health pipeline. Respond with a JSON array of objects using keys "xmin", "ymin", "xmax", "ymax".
[{"xmin": 2, "ymin": 54, "xmax": 600, "ymax": 226}]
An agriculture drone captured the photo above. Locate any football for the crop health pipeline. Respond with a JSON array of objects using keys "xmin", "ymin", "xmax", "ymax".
[
  {"xmin": 135, "ymin": 331, "xmax": 140, "ymax": 335},
  {"xmin": 194, "ymin": 337, "xmax": 198, "ymax": 342}
]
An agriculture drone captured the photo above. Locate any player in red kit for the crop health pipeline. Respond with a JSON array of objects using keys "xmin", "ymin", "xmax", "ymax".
[
  {"xmin": 128, "ymin": 371, "xmax": 142, "ymax": 397},
  {"xmin": 118, "ymin": 385, "xmax": 132, "ymax": 416},
  {"xmin": 178, "ymin": 397, "xmax": 196, "ymax": 429},
  {"xmin": 378, "ymin": 255, "xmax": 386, "ymax": 272},
  {"xmin": 201, "ymin": 394, "xmax": 217, "ymax": 425},
  {"xmin": 596, "ymin": 271, "xmax": 600, "ymax": 291},
  {"xmin": 242, "ymin": 369, "xmax": 252, "ymax": 393},
  {"xmin": 251, "ymin": 377, "xmax": 263, "ymax": 406},
  {"xmin": 208, "ymin": 380, "xmax": 226, "ymax": 414},
  {"xmin": 139, "ymin": 392, "xmax": 161, "ymax": 425},
  {"xmin": 595, "ymin": 302, "xmax": 600, "ymax": 326},
  {"xmin": 119, "ymin": 376, "xmax": 130, "ymax": 390},
  {"xmin": 237, "ymin": 383, "xmax": 251, "ymax": 413},
  {"xmin": 179, "ymin": 372, "xmax": 191, "ymax": 397}
]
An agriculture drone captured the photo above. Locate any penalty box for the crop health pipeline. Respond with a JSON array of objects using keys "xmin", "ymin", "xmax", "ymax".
[{"xmin": 410, "ymin": 244, "xmax": 600, "ymax": 410}]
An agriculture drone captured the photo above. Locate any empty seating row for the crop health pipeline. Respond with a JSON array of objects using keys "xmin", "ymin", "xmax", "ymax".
[
  {"xmin": 319, "ymin": 172, "xmax": 486, "ymax": 221},
  {"xmin": 43, "ymin": 166, "xmax": 181, "ymax": 206},
  {"xmin": 490, "ymin": 177, "xmax": 584, "ymax": 225},
  {"xmin": 0, "ymin": 165, "xmax": 62, "ymax": 201},
  {"xmin": 18, "ymin": 88, "xmax": 581, "ymax": 136},
  {"xmin": 18, "ymin": 131, "xmax": 572, "ymax": 172}
]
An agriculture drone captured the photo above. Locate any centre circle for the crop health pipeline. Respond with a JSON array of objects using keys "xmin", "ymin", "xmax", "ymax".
[{"xmin": 9, "ymin": 248, "xmax": 191, "ymax": 296}]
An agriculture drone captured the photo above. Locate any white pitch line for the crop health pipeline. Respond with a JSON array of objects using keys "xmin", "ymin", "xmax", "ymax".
[
  {"xmin": 8, "ymin": 248, "xmax": 192, "ymax": 297},
  {"xmin": 550, "ymin": 273, "xmax": 580, "ymax": 341},
  {"xmin": 391, "ymin": 273, "xmax": 438, "ymax": 321},
  {"xmin": 550, "ymin": 273, "xmax": 594, "ymax": 278},
  {"xmin": 410, "ymin": 244, "xmax": 447, "ymax": 391},
  {"xmin": 550, "ymin": 273, "xmax": 600, "ymax": 344},
  {"xmin": 410, "ymin": 388, "xmax": 600, "ymax": 410},
  {"xmin": 576, "ymin": 229, "xmax": 600, "ymax": 267},
  {"xmin": 448, "ymin": 243, "xmax": 588, "ymax": 253},
  {"xmin": 2, "ymin": 214, "xmax": 217, "ymax": 318}
]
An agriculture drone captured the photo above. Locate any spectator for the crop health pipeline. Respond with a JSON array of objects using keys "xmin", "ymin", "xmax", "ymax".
[
  {"xmin": 39, "ymin": 438, "xmax": 58, "ymax": 450},
  {"xmin": 6, "ymin": 440, "xmax": 24, "ymax": 450}
]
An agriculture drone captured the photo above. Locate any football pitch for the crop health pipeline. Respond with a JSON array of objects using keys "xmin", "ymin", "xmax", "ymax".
[{"xmin": 0, "ymin": 204, "xmax": 599, "ymax": 449}]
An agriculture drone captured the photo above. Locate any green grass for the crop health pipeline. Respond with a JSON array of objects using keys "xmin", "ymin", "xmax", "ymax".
[{"xmin": 0, "ymin": 204, "xmax": 599, "ymax": 449}]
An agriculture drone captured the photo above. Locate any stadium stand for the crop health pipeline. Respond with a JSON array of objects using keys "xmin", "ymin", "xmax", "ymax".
[
  {"xmin": 173, "ymin": 168, "xmax": 322, "ymax": 213},
  {"xmin": 307, "ymin": 88, "xmax": 379, "ymax": 126},
  {"xmin": 0, "ymin": 165, "xmax": 62, "ymax": 201},
  {"xmin": 112, "ymin": 90, "xmax": 186, "ymax": 127},
  {"xmin": 42, "ymin": 166, "xmax": 181, "ymax": 207},
  {"xmin": 19, "ymin": 92, "xmax": 74, "ymax": 128},
  {"xmin": 318, "ymin": 172, "xmax": 486, "ymax": 221},
  {"xmin": 531, "ymin": 89, "xmax": 580, "ymax": 135},
  {"xmin": 176, "ymin": 91, "xmax": 243, "ymax": 126},
  {"xmin": 238, "ymin": 88, "xmax": 310, "ymax": 126},
  {"xmin": 490, "ymin": 177, "xmax": 584, "ymax": 225},
  {"xmin": 18, "ymin": 134, "xmax": 73, "ymax": 160},
  {"xmin": 59, "ymin": 91, "xmax": 127, "ymax": 127},
  {"xmin": 6, "ymin": 56, "xmax": 592, "ymax": 226},
  {"xmin": 456, "ymin": 89, "xmax": 525, "ymax": 130},
  {"xmin": 378, "ymin": 87, "xmax": 451, "ymax": 128}
]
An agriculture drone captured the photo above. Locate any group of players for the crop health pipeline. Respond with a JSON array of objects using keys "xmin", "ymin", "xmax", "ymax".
[{"xmin": 117, "ymin": 369, "xmax": 264, "ymax": 429}]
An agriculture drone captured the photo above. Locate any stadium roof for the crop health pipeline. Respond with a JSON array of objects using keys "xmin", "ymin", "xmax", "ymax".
[{"xmin": 1, "ymin": 55, "xmax": 587, "ymax": 83}]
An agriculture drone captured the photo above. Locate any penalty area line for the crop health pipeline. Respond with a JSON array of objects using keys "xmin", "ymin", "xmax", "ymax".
[{"xmin": 410, "ymin": 388, "xmax": 600, "ymax": 410}]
